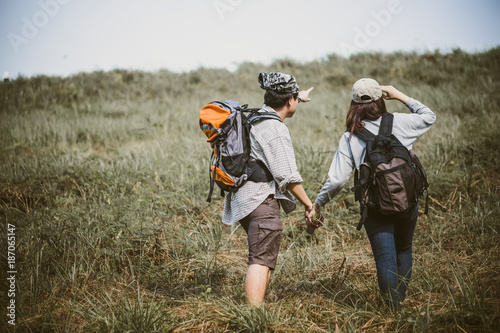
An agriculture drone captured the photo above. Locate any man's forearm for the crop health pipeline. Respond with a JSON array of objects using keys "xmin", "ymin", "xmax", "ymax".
[{"xmin": 287, "ymin": 183, "xmax": 312, "ymax": 207}]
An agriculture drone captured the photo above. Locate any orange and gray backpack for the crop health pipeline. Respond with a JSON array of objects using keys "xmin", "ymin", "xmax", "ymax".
[
  {"xmin": 352, "ymin": 112, "xmax": 429, "ymax": 230},
  {"xmin": 199, "ymin": 100, "xmax": 282, "ymax": 202}
]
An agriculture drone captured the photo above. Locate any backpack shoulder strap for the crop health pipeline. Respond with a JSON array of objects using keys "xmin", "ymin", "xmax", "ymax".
[
  {"xmin": 351, "ymin": 112, "xmax": 394, "ymax": 141},
  {"xmin": 379, "ymin": 112, "xmax": 394, "ymax": 136},
  {"xmin": 353, "ymin": 128, "xmax": 375, "ymax": 142},
  {"xmin": 240, "ymin": 107, "xmax": 261, "ymax": 113},
  {"xmin": 247, "ymin": 111, "xmax": 282, "ymax": 124}
]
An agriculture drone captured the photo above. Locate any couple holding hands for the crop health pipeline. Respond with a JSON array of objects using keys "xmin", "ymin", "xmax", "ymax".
[{"xmin": 221, "ymin": 72, "xmax": 436, "ymax": 308}]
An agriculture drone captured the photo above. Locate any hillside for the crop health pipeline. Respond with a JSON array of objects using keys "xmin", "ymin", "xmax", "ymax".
[{"xmin": 1, "ymin": 48, "xmax": 499, "ymax": 332}]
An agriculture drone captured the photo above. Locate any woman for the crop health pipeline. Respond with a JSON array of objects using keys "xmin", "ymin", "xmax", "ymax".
[{"xmin": 308, "ymin": 78, "xmax": 436, "ymax": 308}]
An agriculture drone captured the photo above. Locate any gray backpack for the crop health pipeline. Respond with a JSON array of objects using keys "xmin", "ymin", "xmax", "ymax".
[{"xmin": 199, "ymin": 100, "xmax": 281, "ymax": 202}]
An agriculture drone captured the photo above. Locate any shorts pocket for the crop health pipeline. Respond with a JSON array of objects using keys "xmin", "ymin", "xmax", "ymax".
[{"xmin": 258, "ymin": 219, "xmax": 283, "ymax": 231}]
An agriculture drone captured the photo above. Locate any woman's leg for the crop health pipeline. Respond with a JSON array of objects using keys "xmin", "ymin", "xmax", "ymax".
[
  {"xmin": 364, "ymin": 216, "xmax": 400, "ymax": 306},
  {"xmin": 393, "ymin": 204, "xmax": 419, "ymax": 302},
  {"xmin": 365, "ymin": 205, "xmax": 419, "ymax": 308}
]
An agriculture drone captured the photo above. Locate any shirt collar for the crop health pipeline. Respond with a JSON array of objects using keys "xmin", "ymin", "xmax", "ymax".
[
  {"xmin": 260, "ymin": 104, "xmax": 284, "ymax": 123},
  {"xmin": 261, "ymin": 104, "xmax": 277, "ymax": 114}
]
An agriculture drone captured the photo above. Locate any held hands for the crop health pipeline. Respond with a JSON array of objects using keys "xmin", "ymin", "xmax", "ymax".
[
  {"xmin": 380, "ymin": 85, "xmax": 409, "ymax": 104},
  {"xmin": 305, "ymin": 205, "xmax": 313, "ymax": 225},
  {"xmin": 298, "ymin": 87, "xmax": 314, "ymax": 102},
  {"xmin": 306, "ymin": 203, "xmax": 324, "ymax": 230}
]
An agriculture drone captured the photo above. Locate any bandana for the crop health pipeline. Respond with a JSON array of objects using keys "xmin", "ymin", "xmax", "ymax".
[{"xmin": 258, "ymin": 72, "xmax": 299, "ymax": 93}]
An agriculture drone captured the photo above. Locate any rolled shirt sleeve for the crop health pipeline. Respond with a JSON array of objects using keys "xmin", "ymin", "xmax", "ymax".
[
  {"xmin": 250, "ymin": 112, "xmax": 304, "ymax": 214},
  {"xmin": 262, "ymin": 135, "xmax": 303, "ymax": 192}
]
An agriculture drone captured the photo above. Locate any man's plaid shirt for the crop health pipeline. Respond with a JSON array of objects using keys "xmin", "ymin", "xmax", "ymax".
[{"xmin": 222, "ymin": 105, "xmax": 303, "ymax": 225}]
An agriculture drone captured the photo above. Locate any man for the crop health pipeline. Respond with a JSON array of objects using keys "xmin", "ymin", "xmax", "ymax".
[{"xmin": 222, "ymin": 72, "xmax": 314, "ymax": 305}]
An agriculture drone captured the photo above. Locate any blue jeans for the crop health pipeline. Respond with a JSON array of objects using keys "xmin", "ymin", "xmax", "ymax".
[{"xmin": 364, "ymin": 204, "xmax": 418, "ymax": 307}]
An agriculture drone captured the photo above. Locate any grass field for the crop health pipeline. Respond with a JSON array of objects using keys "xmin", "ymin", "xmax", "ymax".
[{"xmin": 1, "ymin": 48, "xmax": 499, "ymax": 332}]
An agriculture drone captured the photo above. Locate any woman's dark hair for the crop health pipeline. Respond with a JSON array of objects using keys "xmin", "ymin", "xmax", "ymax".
[
  {"xmin": 346, "ymin": 98, "xmax": 387, "ymax": 136},
  {"xmin": 264, "ymin": 89, "xmax": 298, "ymax": 109}
]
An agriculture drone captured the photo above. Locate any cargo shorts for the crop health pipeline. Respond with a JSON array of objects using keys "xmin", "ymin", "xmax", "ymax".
[{"xmin": 240, "ymin": 195, "xmax": 282, "ymax": 270}]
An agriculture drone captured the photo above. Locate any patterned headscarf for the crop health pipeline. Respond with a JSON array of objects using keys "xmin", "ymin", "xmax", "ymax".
[{"xmin": 258, "ymin": 72, "xmax": 299, "ymax": 93}]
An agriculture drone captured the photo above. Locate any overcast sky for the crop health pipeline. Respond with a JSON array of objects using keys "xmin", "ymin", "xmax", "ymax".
[{"xmin": 1, "ymin": 0, "xmax": 499, "ymax": 78}]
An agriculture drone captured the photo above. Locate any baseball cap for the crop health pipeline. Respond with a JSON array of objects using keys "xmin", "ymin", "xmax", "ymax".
[
  {"xmin": 258, "ymin": 72, "xmax": 299, "ymax": 94},
  {"xmin": 352, "ymin": 78, "xmax": 382, "ymax": 103}
]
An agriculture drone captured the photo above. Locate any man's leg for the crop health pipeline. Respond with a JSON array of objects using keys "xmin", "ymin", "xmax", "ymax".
[
  {"xmin": 239, "ymin": 196, "xmax": 282, "ymax": 305},
  {"xmin": 244, "ymin": 264, "xmax": 271, "ymax": 305}
]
